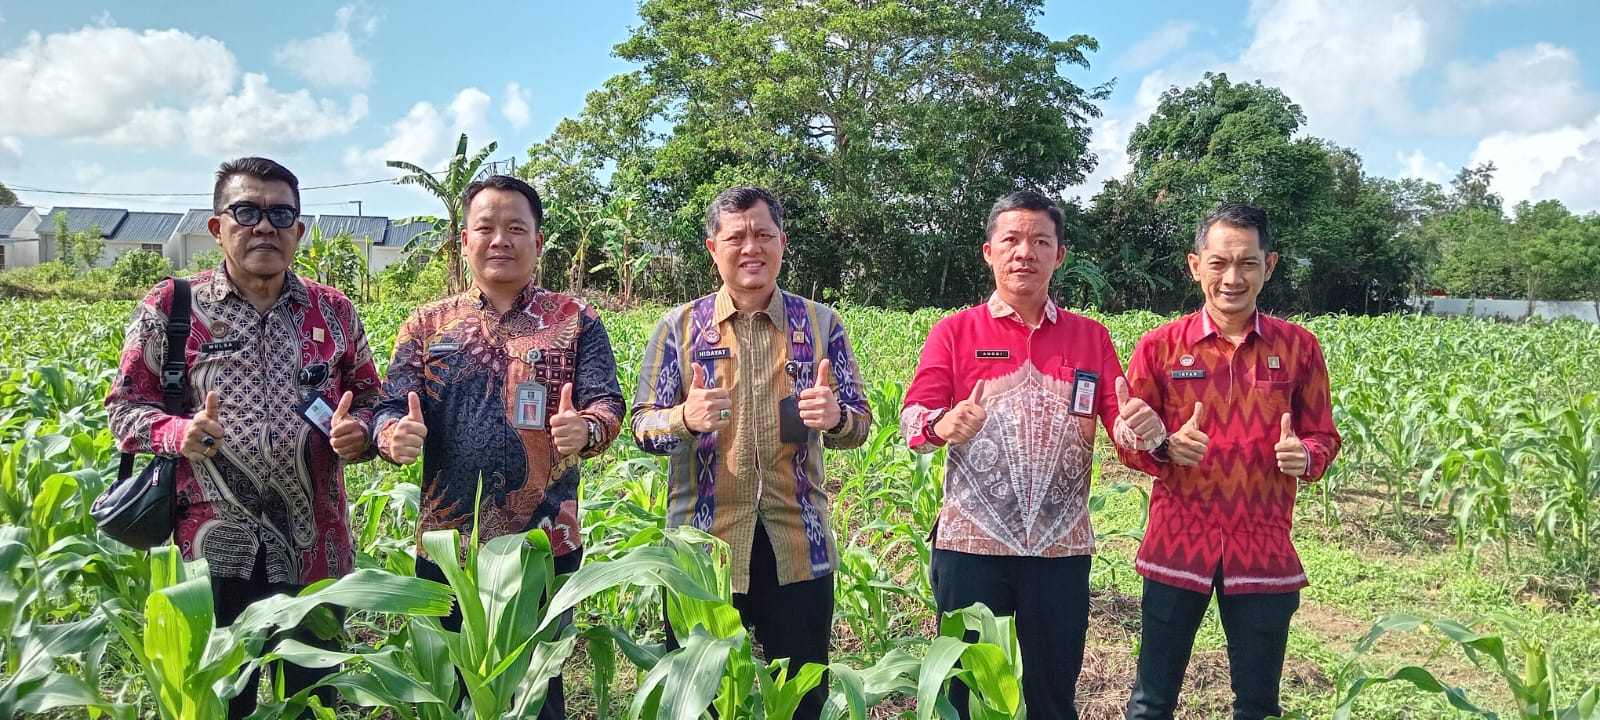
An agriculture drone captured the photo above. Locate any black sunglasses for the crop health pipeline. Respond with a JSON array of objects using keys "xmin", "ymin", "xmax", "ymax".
[{"xmin": 224, "ymin": 203, "xmax": 299, "ymax": 229}]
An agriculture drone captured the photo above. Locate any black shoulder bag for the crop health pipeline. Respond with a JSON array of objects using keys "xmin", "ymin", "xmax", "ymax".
[{"xmin": 92, "ymin": 277, "xmax": 192, "ymax": 550}]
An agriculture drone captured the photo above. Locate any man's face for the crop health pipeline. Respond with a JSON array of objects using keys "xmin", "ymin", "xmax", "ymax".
[
  {"xmin": 1187, "ymin": 222, "xmax": 1277, "ymax": 322},
  {"xmin": 706, "ymin": 201, "xmax": 785, "ymax": 294},
  {"xmin": 462, "ymin": 187, "xmax": 542, "ymax": 293},
  {"xmin": 207, "ymin": 175, "xmax": 303, "ymax": 283},
  {"xmin": 982, "ymin": 209, "xmax": 1065, "ymax": 300}
]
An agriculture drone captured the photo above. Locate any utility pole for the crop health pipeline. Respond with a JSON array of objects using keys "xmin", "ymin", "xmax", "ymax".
[{"xmin": 350, "ymin": 200, "xmax": 363, "ymax": 217}]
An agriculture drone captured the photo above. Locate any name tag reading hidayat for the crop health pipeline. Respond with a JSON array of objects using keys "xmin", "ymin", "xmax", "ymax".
[
  {"xmin": 1171, "ymin": 369, "xmax": 1206, "ymax": 379},
  {"xmin": 975, "ymin": 349, "xmax": 1009, "ymax": 359},
  {"xmin": 696, "ymin": 348, "xmax": 731, "ymax": 361},
  {"xmin": 200, "ymin": 340, "xmax": 244, "ymax": 354}
]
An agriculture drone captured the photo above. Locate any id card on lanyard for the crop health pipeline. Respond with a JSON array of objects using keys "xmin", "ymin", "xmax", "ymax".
[{"xmin": 513, "ymin": 346, "xmax": 548, "ymax": 430}]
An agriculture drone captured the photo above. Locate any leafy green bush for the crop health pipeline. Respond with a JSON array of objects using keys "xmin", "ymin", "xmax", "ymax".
[{"xmin": 110, "ymin": 249, "xmax": 173, "ymax": 290}]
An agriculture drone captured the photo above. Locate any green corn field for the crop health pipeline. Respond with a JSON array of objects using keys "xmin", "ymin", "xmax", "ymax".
[{"xmin": 2, "ymin": 299, "xmax": 1598, "ymax": 719}]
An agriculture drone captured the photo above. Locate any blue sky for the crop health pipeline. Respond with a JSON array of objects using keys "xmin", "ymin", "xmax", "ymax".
[{"xmin": 2, "ymin": 0, "xmax": 1598, "ymax": 219}]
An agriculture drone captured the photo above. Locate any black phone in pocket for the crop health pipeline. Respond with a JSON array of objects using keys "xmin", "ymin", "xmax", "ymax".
[{"xmin": 778, "ymin": 394, "xmax": 809, "ymax": 443}]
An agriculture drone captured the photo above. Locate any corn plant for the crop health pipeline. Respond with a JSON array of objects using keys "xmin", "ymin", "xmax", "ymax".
[{"xmin": 1334, "ymin": 612, "xmax": 1600, "ymax": 720}]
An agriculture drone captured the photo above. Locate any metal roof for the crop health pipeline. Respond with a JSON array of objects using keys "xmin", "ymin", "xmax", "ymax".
[
  {"xmin": 174, "ymin": 209, "xmax": 213, "ymax": 235},
  {"xmin": 0, "ymin": 206, "xmax": 37, "ymax": 237},
  {"xmin": 42, "ymin": 207, "xmax": 127, "ymax": 236},
  {"xmin": 313, "ymin": 215, "xmax": 391, "ymax": 245},
  {"xmin": 108, "ymin": 212, "xmax": 182, "ymax": 243},
  {"xmin": 386, "ymin": 220, "xmax": 436, "ymax": 250}
]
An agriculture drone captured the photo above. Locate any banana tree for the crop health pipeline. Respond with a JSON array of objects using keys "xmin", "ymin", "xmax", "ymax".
[{"xmin": 388, "ymin": 133, "xmax": 498, "ymax": 293}]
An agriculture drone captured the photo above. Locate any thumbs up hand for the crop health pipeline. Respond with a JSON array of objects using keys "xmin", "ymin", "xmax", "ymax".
[
  {"xmin": 1167, "ymin": 402, "xmax": 1209, "ymax": 467},
  {"xmin": 329, "ymin": 391, "xmax": 370, "ymax": 460},
  {"xmin": 684, "ymin": 363, "xmax": 733, "ymax": 434},
  {"xmin": 934, "ymin": 380, "xmax": 989, "ymax": 445},
  {"xmin": 550, "ymin": 383, "xmax": 589, "ymax": 456},
  {"xmin": 1275, "ymin": 413, "xmax": 1308, "ymax": 477},
  {"xmin": 182, "ymin": 391, "xmax": 226, "ymax": 463},
  {"xmin": 1114, "ymin": 377, "xmax": 1165, "ymax": 449},
  {"xmin": 388, "ymin": 391, "xmax": 429, "ymax": 465},
  {"xmin": 798, "ymin": 358, "xmax": 842, "ymax": 431}
]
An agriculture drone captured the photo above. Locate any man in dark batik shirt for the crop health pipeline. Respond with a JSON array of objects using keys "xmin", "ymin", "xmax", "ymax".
[{"xmin": 372, "ymin": 175, "xmax": 624, "ymax": 720}]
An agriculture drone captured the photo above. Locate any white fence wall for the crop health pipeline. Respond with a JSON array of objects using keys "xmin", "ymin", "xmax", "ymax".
[{"xmin": 1411, "ymin": 297, "xmax": 1600, "ymax": 323}]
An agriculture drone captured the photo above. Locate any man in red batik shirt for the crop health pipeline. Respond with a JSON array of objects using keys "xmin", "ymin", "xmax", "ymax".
[
  {"xmin": 902, "ymin": 191, "xmax": 1165, "ymax": 720},
  {"xmin": 1117, "ymin": 203, "xmax": 1341, "ymax": 720}
]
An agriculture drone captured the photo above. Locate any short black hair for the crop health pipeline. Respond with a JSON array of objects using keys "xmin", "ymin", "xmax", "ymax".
[
  {"xmin": 985, "ymin": 191, "xmax": 1065, "ymax": 246},
  {"xmin": 1195, "ymin": 203, "xmax": 1273, "ymax": 254},
  {"xmin": 705, "ymin": 186, "xmax": 784, "ymax": 237},
  {"xmin": 463, "ymin": 175, "xmax": 544, "ymax": 230},
  {"xmin": 214, "ymin": 157, "xmax": 300, "ymax": 214}
]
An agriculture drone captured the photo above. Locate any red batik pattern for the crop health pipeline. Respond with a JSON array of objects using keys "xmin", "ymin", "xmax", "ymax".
[{"xmin": 1117, "ymin": 311, "xmax": 1341, "ymax": 594}]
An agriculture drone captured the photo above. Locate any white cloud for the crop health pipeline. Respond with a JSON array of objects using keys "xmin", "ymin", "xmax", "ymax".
[
  {"xmin": 342, "ymin": 88, "xmax": 501, "ymax": 180},
  {"xmin": 1397, "ymin": 149, "xmax": 1452, "ymax": 184},
  {"xmin": 184, "ymin": 75, "xmax": 369, "ymax": 156},
  {"xmin": 1121, "ymin": 21, "xmax": 1198, "ymax": 70},
  {"xmin": 1067, "ymin": 117, "xmax": 1131, "ymax": 201},
  {"xmin": 275, "ymin": 31, "xmax": 371, "ymax": 88},
  {"xmin": 0, "ymin": 27, "xmax": 237, "ymax": 137},
  {"xmin": 1531, "ymin": 139, "xmax": 1600, "ymax": 213},
  {"xmin": 448, "ymin": 87, "xmax": 493, "ymax": 142},
  {"xmin": 1468, "ymin": 116, "xmax": 1600, "ymax": 211},
  {"xmin": 275, "ymin": 3, "xmax": 378, "ymax": 88},
  {"xmin": 1224, "ymin": 0, "xmax": 1439, "ymax": 139},
  {"xmin": 1431, "ymin": 43, "xmax": 1598, "ymax": 136},
  {"xmin": 502, "ymin": 82, "xmax": 532, "ymax": 129},
  {"xmin": 0, "ymin": 25, "xmax": 364, "ymax": 155}
]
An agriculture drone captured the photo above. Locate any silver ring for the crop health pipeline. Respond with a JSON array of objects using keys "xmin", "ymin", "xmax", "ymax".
[{"xmin": 718, "ymin": 409, "xmax": 731, "ymax": 420}]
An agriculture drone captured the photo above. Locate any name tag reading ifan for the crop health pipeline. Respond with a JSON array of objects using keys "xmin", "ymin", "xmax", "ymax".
[{"xmin": 1171, "ymin": 370, "xmax": 1207, "ymax": 379}]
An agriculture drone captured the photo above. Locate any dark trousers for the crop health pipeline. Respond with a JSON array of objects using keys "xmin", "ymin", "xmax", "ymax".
[
  {"xmin": 930, "ymin": 548, "xmax": 1091, "ymax": 720},
  {"xmin": 665, "ymin": 523, "xmax": 835, "ymax": 720},
  {"xmin": 415, "ymin": 548, "xmax": 581, "ymax": 720},
  {"xmin": 212, "ymin": 550, "xmax": 341, "ymax": 720},
  {"xmin": 1125, "ymin": 572, "xmax": 1300, "ymax": 720}
]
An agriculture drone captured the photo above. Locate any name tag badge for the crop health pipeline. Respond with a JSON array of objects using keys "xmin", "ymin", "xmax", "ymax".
[
  {"xmin": 976, "ymin": 349, "xmax": 1009, "ymax": 359},
  {"xmin": 1071, "ymin": 370, "xmax": 1099, "ymax": 417},
  {"xmin": 513, "ymin": 381, "xmax": 548, "ymax": 430},
  {"xmin": 296, "ymin": 394, "xmax": 335, "ymax": 436},
  {"xmin": 1171, "ymin": 369, "xmax": 1207, "ymax": 379},
  {"xmin": 696, "ymin": 347, "xmax": 731, "ymax": 361},
  {"xmin": 200, "ymin": 340, "xmax": 244, "ymax": 354},
  {"xmin": 426, "ymin": 341, "xmax": 462, "ymax": 358}
]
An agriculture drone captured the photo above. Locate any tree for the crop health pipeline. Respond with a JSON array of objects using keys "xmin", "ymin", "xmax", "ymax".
[
  {"xmin": 52, "ymin": 212, "xmax": 105, "ymax": 273},
  {"xmin": 0, "ymin": 181, "xmax": 17, "ymax": 206},
  {"xmin": 294, "ymin": 226, "xmax": 369, "ymax": 301},
  {"xmin": 388, "ymin": 133, "xmax": 497, "ymax": 294},
  {"xmin": 1089, "ymin": 73, "xmax": 1422, "ymax": 314},
  {"xmin": 111, "ymin": 248, "xmax": 174, "ymax": 290},
  {"xmin": 533, "ymin": 0, "xmax": 1107, "ymax": 307}
]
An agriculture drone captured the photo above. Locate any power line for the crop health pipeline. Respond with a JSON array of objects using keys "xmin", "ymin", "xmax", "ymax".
[{"xmin": 5, "ymin": 167, "xmax": 456, "ymax": 199}]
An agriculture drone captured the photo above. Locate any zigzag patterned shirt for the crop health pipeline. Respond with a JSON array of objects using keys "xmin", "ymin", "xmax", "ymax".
[
  {"xmin": 630, "ymin": 288, "xmax": 871, "ymax": 593},
  {"xmin": 1117, "ymin": 310, "xmax": 1341, "ymax": 595}
]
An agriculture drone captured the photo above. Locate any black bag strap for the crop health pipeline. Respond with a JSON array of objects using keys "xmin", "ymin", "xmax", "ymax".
[
  {"xmin": 160, "ymin": 277, "xmax": 193, "ymax": 415},
  {"xmin": 118, "ymin": 277, "xmax": 193, "ymax": 481}
]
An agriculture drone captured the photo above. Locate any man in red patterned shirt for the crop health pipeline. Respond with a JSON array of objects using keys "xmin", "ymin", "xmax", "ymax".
[
  {"xmin": 901, "ymin": 191, "xmax": 1164, "ymax": 719},
  {"xmin": 107, "ymin": 157, "xmax": 380, "ymax": 718},
  {"xmin": 1117, "ymin": 204, "xmax": 1341, "ymax": 720}
]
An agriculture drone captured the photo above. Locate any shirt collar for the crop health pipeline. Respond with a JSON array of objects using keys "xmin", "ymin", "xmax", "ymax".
[
  {"xmin": 986, "ymin": 292, "xmax": 1059, "ymax": 325},
  {"xmin": 201, "ymin": 262, "xmax": 308, "ymax": 307},
  {"xmin": 469, "ymin": 281, "xmax": 539, "ymax": 315},
  {"xmin": 1189, "ymin": 308, "xmax": 1264, "ymax": 344},
  {"xmin": 713, "ymin": 286, "xmax": 785, "ymax": 326}
]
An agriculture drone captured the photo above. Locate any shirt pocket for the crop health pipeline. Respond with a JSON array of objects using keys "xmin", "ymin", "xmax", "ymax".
[{"xmin": 1252, "ymin": 379, "xmax": 1295, "ymax": 418}]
